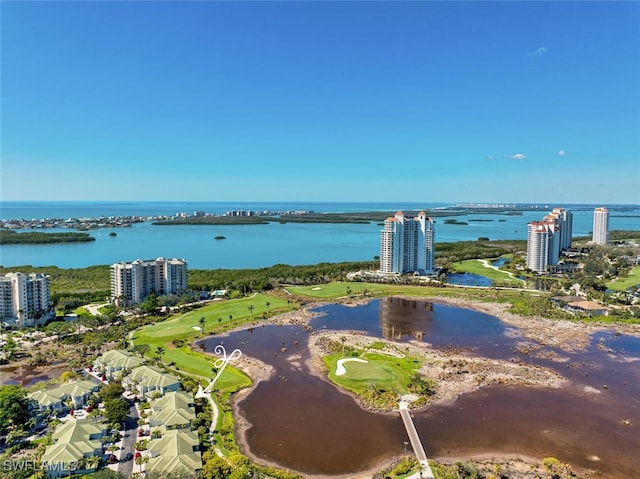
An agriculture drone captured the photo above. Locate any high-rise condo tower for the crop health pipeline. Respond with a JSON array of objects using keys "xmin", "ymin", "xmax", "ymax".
[
  {"xmin": 592, "ymin": 207, "xmax": 610, "ymax": 245},
  {"xmin": 380, "ymin": 211, "xmax": 435, "ymax": 275}
]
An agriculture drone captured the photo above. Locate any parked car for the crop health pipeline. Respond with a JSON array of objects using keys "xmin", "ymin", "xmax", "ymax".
[{"xmin": 121, "ymin": 452, "xmax": 133, "ymax": 462}]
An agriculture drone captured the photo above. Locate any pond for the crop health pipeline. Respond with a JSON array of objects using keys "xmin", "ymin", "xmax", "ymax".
[
  {"xmin": 445, "ymin": 272, "xmax": 493, "ymax": 287},
  {"xmin": 0, "ymin": 363, "xmax": 69, "ymax": 387},
  {"xmin": 201, "ymin": 298, "xmax": 640, "ymax": 478},
  {"xmin": 491, "ymin": 257, "xmax": 510, "ymax": 267}
]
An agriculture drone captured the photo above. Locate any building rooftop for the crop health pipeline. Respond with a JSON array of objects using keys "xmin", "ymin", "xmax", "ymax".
[{"xmin": 568, "ymin": 300, "xmax": 611, "ymax": 311}]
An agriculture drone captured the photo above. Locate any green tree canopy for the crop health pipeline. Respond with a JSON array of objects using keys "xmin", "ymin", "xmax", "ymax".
[
  {"xmin": 99, "ymin": 382, "xmax": 125, "ymax": 402},
  {"xmin": 0, "ymin": 385, "xmax": 30, "ymax": 434},
  {"xmin": 103, "ymin": 398, "xmax": 130, "ymax": 425}
]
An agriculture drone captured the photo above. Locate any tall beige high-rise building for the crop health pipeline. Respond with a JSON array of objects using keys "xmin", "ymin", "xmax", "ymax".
[
  {"xmin": 380, "ymin": 211, "xmax": 435, "ymax": 275},
  {"xmin": 111, "ymin": 257, "xmax": 188, "ymax": 306},
  {"xmin": 592, "ymin": 207, "xmax": 610, "ymax": 244}
]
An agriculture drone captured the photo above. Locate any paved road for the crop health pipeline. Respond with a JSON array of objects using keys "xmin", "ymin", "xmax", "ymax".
[
  {"xmin": 117, "ymin": 402, "xmax": 139, "ymax": 477},
  {"xmin": 399, "ymin": 401, "xmax": 435, "ymax": 479}
]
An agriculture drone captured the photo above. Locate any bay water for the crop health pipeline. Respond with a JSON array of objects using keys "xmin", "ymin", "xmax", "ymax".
[{"xmin": 1, "ymin": 201, "xmax": 639, "ymax": 269}]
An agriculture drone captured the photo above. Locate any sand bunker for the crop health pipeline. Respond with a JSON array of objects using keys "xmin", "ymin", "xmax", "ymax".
[{"xmin": 335, "ymin": 357, "xmax": 368, "ymax": 376}]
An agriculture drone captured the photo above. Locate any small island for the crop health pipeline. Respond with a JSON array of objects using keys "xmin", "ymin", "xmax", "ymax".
[
  {"xmin": 444, "ymin": 219, "xmax": 469, "ymax": 226},
  {"xmin": 214, "ymin": 235, "xmax": 226, "ymax": 240},
  {"xmin": 0, "ymin": 230, "xmax": 96, "ymax": 245},
  {"xmin": 108, "ymin": 232, "xmax": 117, "ymax": 237}
]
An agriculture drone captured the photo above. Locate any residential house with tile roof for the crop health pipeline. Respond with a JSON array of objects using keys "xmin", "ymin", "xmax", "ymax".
[
  {"xmin": 145, "ymin": 430, "xmax": 202, "ymax": 477},
  {"xmin": 40, "ymin": 420, "xmax": 107, "ymax": 478},
  {"xmin": 29, "ymin": 379, "xmax": 101, "ymax": 416},
  {"xmin": 124, "ymin": 365, "xmax": 181, "ymax": 398},
  {"xmin": 93, "ymin": 349, "xmax": 145, "ymax": 380}
]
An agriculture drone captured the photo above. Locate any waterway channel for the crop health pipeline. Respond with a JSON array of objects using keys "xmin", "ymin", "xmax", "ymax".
[{"xmin": 201, "ymin": 298, "xmax": 640, "ymax": 478}]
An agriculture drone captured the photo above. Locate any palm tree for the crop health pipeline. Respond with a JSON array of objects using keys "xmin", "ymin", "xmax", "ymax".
[
  {"xmin": 135, "ymin": 455, "xmax": 149, "ymax": 474},
  {"xmin": 199, "ymin": 316, "xmax": 206, "ymax": 332},
  {"xmin": 248, "ymin": 305, "xmax": 255, "ymax": 321},
  {"xmin": 228, "ymin": 314, "xmax": 233, "ymax": 322},
  {"xmin": 155, "ymin": 346, "xmax": 165, "ymax": 362},
  {"xmin": 265, "ymin": 301, "xmax": 271, "ymax": 314}
]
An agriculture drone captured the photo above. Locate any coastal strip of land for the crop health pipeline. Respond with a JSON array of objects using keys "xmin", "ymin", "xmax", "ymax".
[{"xmin": 0, "ymin": 230, "xmax": 96, "ymax": 244}]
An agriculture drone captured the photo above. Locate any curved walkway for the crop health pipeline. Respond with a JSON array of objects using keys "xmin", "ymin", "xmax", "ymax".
[{"xmin": 478, "ymin": 259, "xmax": 526, "ymax": 284}]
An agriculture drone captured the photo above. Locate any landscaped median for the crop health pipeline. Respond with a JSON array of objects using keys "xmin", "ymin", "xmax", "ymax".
[{"xmin": 132, "ymin": 294, "xmax": 291, "ymax": 391}]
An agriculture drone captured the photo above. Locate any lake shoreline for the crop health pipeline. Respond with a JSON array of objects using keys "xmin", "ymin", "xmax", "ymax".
[{"xmin": 226, "ymin": 296, "xmax": 639, "ymax": 478}]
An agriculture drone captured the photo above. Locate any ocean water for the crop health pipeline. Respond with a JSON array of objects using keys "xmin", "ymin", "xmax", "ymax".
[{"xmin": 1, "ymin": 201, "xmax": 639, "ymax": 269}]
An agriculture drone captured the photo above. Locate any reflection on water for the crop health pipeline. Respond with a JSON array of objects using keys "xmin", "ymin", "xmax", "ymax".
[
  {"xmin": 0, "ymin": 364, "xmax": 68, "ymax": 387},
  {"xmin": 380, "ymin": 297, "xmax": 433, "ymax": 340},
  {"xmin": 204, "ymin": 299, "xmax": 640, "ymax": 477},
  {"xmin": 311, "ymin": 299, "xmax": 512, "ymax": 358}
]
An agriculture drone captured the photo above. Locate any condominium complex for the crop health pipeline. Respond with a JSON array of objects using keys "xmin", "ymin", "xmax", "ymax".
[
  {"xmin": 526, "ymin": 207, "xmax": 573, "ymax": 273},
  {"xmin": 111, "ymin": 257, "xmax": 188, "ymax": 306},
  {"xmin": 379, "ymin": 211, "xmax": 435, "ymax": 275},
  {"xmin": 592, "ymin": 206, "xmax": 610, "ymax": 245},
  {"xmin": 0, "ymin": 272, "xmax": 53, "ymax": 327},
  {"xmin": 551, "ymin": 207, "xmax": 573, "ymax": 251}
]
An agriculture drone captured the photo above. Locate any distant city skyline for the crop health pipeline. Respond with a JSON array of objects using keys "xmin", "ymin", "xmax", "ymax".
[{"xmin": 2, "ymin": 2, "xmax": 639, "ymax": 203}]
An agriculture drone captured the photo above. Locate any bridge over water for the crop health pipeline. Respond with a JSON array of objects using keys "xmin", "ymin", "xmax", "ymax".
[{"xmin": 399, "ymin": 397, "xmax": 435, "ymax": 479}]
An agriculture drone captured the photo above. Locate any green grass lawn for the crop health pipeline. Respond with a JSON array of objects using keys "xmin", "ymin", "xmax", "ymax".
[
  {"xmin": 322, "ymin": 346, "xmax": 437, "ymax": 410},
  {"xmin": 606, "ymin": 266, "xmax": 640, "ymax": 291},
  {"xmin": 132, "ymin": 294, "xmax": 290, "ymax": 391},
  {"xmin": 323, "ymin": 351, "xmax": 418, "ymax": 396},
  {"xmin": 288, "ymin": 282, "xmax": 529, "ymax": 306},
  {"xmin": 288, "ymin": 282, "xmax": 456, "ymax": 299},
  {"xmin": 72, "ymin": 306, "xmax": 94, "ymax": 318},
  {"xmin": 451, "ymin": 258, "xmax": 524, "ymax": 286},
  {"xmin": 330, "ymin": 360, "xmax": 407, "ymax": 394}
]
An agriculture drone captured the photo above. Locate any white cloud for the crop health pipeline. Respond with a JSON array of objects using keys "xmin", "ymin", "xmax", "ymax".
[
  {"xmin": 558, "ymin": 149, "xmax": 567, "ymax": 156},
  {"xmin": 529, "ymin": 46, "xmax": 548, "ymax": 56},
  {"xmin": 487, "ymin": 155, "xmax": 494, "ymax": 161},
  {"xmin": 504, "ymin": 153, "xmax": 527, "ymax": 160}
]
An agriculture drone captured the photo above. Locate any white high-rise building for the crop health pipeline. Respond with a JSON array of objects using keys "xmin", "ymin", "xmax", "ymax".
[
  {"xmin": 551, "ymin": 207, "xmax": 573, "ymax": 250},
  {"xmin": 526, "ymin": 207, "xmax": 573, "ymax": 274},
  {"xmin": 0, "ymin": 273, "xmax": 52, "ymax": 328},
  {"xmin": 526, "ymin": 222, "xmax": 552, "ymax": 273},
  {"xmin": 111, "ymin": 257, "xmax": 188, "ymax": 306},
  {"xmin": 592, "ymin": 207, "xmax": 610, "ymax": 245},
  {"xmin": 379, "ymin": 211, "xmax": 435, "ymax": 275}
]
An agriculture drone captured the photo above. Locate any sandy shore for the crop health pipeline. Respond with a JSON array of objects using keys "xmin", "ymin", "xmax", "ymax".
[{"xmin": 228, "ymin": 296, "xmax": 640, "ymax": 478}]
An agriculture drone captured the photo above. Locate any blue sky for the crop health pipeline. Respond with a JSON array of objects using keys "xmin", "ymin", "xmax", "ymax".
[{"xmin": 1, "ymin": 1, "xmax": 639, "ymax": 204}]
